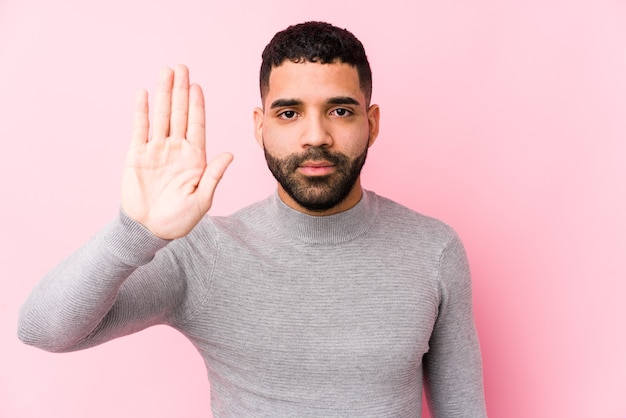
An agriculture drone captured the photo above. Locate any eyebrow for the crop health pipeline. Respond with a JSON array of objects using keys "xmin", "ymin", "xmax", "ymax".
[
  {"xmin": 270, "ymin": 98, "xmax": 303, "ymax": 109},
  {"xmin": 270, "ymin": 96, "xmax": 361, "ymax": 109},
  {"xmin": 269, "ymin": 96, "xmax": 361, "ymax": 109},
  {"xmin": 326, "ymin": 96, "xmax": 361, "ymax": 106}
]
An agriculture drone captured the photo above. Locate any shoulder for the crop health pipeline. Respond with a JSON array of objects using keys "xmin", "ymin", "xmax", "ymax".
[
  {"xmin": 210, "ymin": 196, "xmax": 273, "ymax": 232},
  {"xmin": 367, "ymin": 190, "xmax": 459, "ymax": 247},
  {"xmin": 181, "ymin": 196, "xmax": 274, "ymax": 245}
]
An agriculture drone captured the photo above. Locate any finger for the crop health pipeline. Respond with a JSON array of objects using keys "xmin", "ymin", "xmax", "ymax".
[
  {"xmin": 151, "ymin": 67, "xmax": 174, "ymax": 140},
  {"xmin": 130, "ymin": 89, "xmax": 149, "ymax": 148},
  {"xmin": 169, "ymin": 64, "xmax": 190, "ymax": 139},
  {"xmin": 196, "ymin": 152, "xmax": 234, "ymax": 210},
  {"xmin": 187, "ymin": 83, "xmax": 206, "ymax": 149}
]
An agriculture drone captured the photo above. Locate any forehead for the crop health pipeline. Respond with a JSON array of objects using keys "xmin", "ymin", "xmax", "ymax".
[{"xmin": 265, "ymin": 61, "xmax": 364, "ymax": 105}]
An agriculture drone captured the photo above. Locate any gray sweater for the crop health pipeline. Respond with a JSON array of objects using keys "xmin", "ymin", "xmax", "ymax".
[{"xmin": 18, "ymin": 190, "xmax": 486, "ymax": 417}]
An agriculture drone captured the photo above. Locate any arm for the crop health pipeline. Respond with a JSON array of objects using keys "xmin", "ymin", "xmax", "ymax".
[
  {"xmin": 423, "ymin": 233, "xmax": 487, "ymax": 417},
  {"xmin": 18, "ymin": 65, "xmax": 232, "ymax": 352},
  {"xmin": 18, "ymin": 211, "xmax": 177, "ymax": 352}
]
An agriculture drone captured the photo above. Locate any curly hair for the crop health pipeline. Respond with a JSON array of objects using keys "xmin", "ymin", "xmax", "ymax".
[{"xmin": 259, "ymin": 21, "xmax": 372, "ymax": 106}]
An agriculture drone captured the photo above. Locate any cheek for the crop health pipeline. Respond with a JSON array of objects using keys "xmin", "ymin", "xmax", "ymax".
[
  {"xmin": 334, "ymin": 124, "xmax": 371, "ymax": 154},
  {"xmin": 260, "ymin": 125, "xmax": 293, "ymax": 156}
]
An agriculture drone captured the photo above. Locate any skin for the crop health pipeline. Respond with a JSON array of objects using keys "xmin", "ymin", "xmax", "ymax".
[
  {"xmin": 121, "ymin": 65, "xmax": 233, "ymax": 239},
  {"xmin": 121, "ymin": 61, "xmax": 379, "ymax": 239},
  {"xmin": 253, "ymin": 61, "xmax": 380, "ymax": 216}
]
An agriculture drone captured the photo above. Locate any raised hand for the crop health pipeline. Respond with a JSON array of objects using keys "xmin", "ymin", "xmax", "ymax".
[{"xmin": 121, "ymin": 65, "xmax": 233, "ymax": 239}]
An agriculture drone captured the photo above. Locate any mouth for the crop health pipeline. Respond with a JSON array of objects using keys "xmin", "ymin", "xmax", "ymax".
[{"xmin": 297, "ymin": 160, "xmax": 336, "ymax": 176}]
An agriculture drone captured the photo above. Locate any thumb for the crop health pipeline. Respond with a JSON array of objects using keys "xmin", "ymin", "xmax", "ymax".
[{"xmin": 195, "ymin": 152, "xmax": 234, "ymax": 211}]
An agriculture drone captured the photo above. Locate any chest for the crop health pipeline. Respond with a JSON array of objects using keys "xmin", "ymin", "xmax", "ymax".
[{"xmin": 184, "ymin": 239, "xmax": 441, "ymax": 391}]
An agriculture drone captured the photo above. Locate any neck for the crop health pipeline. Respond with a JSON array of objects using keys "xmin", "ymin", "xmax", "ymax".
[
  {"xmin": 277, "ymin": 179, "xmax": 363, "ymax": 216},
  {"xmin": 267, "ymin": 188, "xmax": 377, "ymax": 245}
]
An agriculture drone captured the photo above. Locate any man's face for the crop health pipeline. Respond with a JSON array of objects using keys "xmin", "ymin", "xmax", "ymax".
[{"xmin": 254, "ymin": 61, "xmax": 380, "ymax": 215}]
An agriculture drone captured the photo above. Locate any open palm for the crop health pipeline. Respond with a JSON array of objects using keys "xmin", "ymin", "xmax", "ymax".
[{"xmin": 122, "ymin": 65, "xmax": 232, "ymax": 239}]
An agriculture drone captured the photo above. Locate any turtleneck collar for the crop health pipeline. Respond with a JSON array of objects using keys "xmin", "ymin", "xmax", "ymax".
[{"xmin": 267, "ymin": 189, "xmax": 379, "ymax": 245}]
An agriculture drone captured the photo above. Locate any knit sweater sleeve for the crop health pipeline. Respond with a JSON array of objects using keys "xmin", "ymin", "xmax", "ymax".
[
  {"xmin": 17, "ymin": 210, "xmax": 184, "ymax": 353},
  {"xmin": 423, "ymin": 232, "xmax": 487, "ymax": 418}
]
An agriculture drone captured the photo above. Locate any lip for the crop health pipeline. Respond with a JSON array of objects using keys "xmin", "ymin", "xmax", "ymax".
[
  {"xmin": 298, "ymin": 160, "xmax": 335, "ymax": 176},
  {"xmin": 300, "ymin": 160, "xmax": 334, "ymax": 168}
]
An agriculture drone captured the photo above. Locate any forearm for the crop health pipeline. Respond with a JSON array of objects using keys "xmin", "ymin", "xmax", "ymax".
[{"xmin": 17, "ymin": 211, "xmax": 170, "ymax": 352}]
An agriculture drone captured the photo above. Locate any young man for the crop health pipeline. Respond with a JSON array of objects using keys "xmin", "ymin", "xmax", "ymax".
[{"xmin": 19, "ymin": 22, "xmax": 487, "ymax": 417}]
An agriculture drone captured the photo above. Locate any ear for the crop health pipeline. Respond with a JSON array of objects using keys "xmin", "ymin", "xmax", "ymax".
[
  {"xmin": 366, "ymin": 104, "xmax": 380, "ymax": 147},
  {"xmin": 253, "ymin": 107, "xmax": 264, "ymax": 147}
]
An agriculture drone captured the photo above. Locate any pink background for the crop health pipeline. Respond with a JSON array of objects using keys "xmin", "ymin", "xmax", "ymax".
[{"xmin": 1, "ymin": 0, "xmax": 625, "ymax": 417}]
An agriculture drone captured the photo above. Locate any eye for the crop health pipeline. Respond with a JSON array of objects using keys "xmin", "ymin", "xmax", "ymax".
[
  {"xmin": 331, "ymin": 108, "xmax": 352, "ymax": 117},
  {"xmin": 278, "ymin": 110, "xmax": 298, "ymax": 120}
]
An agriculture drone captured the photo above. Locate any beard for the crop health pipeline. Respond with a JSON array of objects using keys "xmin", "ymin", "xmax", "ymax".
[{"xmin": 263, "ymin": 143, "xmax": 368, "ymax": 213}]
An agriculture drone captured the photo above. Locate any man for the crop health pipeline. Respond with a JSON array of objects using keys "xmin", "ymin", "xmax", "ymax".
[{"xmin": 19, "ymin": 22, "xmax": 487, "ymax": 417}]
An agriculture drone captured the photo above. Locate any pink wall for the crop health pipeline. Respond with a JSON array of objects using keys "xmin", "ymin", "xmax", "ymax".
[{"xmin": 1, "ymin": 0, "xmax": 625, "ymax": 417}]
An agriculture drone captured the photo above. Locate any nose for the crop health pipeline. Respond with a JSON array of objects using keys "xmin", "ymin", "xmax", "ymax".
[{"xmin": 299, "ymin": 113, "xmax": 333, "ymax": 148}]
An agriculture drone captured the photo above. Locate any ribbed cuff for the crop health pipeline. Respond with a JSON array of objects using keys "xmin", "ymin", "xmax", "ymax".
[{"xmin": 101, "ymin": 209, "xmax": 172, "ymax": 266}]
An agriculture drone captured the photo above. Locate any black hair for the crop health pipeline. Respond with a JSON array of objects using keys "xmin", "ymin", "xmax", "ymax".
[{"xmin": 260, "ymin": 21, "xmax": 372, "ymax": 105}]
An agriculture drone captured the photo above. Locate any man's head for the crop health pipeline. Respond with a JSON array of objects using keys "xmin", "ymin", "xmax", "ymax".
[
  {"xmin": 254, "ymin": 22, "xmax": 379, "ymax": 216},
  {"xmin": 260, "ymin": 21, "xmax": 372, "ymax": 108}
]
